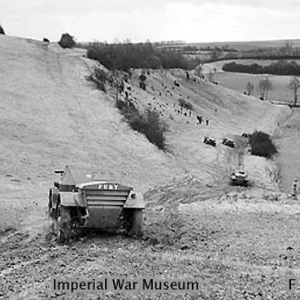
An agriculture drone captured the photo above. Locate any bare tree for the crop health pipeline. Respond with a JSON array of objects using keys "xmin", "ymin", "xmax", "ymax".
[
  {"xmin": 208, "ymin": 70, "xmax": 214, "ymax": 82},
  {"xmin": 258, "ymin": 80, "xmax": 264, "ymax": 99},
  {"xmin": 284, "ymin": 41, "xmax": 293, "ymax": 56},
  {"xmin": 245, "ymin": 81, "xmax": 254, "ymax": 95},
  {"xmin": 288, "ymin": 76, "xmax": 300, "ymax": 106},
  {"xmin": 210, "ymin": 50, "xmax": 219, "ymax": 61},
  {"xmin": 258, "ymin": 78, "xmax": 273, "ymax": 100},
  {"xmin": 264, "ymin": 78, "xmax": 273, "ymax": 100},
  {"xmin": 195, "ymin": 65, "xmax": 203, "ymax": 78}
]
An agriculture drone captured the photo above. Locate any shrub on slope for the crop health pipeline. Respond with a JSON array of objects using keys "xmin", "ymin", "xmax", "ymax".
[
  {"xmin": 86, "ymin": 67, "xmax": 108, "ymax": 92},
  {"xmin": 249, "ymin": 131, "xmax": 278, "ymax": 159},
  {"xmin": 178, "ymin": 98, "xmax": 193, "ymax": 110},
  {"xmin": 0, "ymin": 24, "xmax": 5, "ymax": 35},
  {"xmin": 58, "ymin": 33, "xmax": 76, "ymax": 49},
  {"xmin": 116, "ymin": 100, "xmax": 167, "ymax": 150}
]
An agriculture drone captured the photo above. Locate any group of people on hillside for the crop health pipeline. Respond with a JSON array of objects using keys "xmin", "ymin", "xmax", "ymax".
[{"xmin": 196, "ymin": 115, "xmax": 210, "ymax": 126}]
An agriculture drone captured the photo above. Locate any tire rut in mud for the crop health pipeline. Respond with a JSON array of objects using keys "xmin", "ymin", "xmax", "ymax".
[{"xmin": 0, "ymin": 229, "xmax": 132, "ymax": 298}]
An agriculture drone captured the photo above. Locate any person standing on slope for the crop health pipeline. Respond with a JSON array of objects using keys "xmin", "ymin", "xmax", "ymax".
[{"xmin": 291, "ymin": 178, "xmax": 298, "ymax": 200}]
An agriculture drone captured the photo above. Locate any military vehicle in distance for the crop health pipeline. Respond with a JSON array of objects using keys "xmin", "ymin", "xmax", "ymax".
[
  {"xmin": 222, "ymin": 138, "xmax": 235, "ymax": 148},
  {"xmin": 203, "ymin": 136, "xmax": 216, "ymax": 147},
  {"xmin": 48, "ymin": 165, "xmax": 144, "ymax": 242},
  {"xmin": 241, "ymin": 133, "xmax": 251, "ymax": 139},
  {"xmin": 230, "ymin": 170, "xmax": 249, "ymax": 186}
]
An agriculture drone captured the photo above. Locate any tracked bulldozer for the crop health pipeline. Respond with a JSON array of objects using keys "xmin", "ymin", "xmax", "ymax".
[{"xmin": 48, "ymin": 165, "xmax": 144, "ymax": 243}]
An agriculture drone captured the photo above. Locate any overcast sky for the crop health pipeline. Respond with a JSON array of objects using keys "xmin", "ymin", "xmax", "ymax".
[{"xmin": 0, "ymin": 0, "xmax": 300, "ymax": 43}]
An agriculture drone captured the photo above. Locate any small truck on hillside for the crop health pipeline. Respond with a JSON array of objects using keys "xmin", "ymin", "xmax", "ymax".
[
  {"xmin": 48, "ymin": 165, "xmax": 144, "ymax": 242},
  {"xmin": 230, "ymin": 170, "xmax": 250, "ymax": 186},
  {"xmin": 222, "ymin": 138, "xmax": 235, "ymax": 148},
  {"xmin": 203, "ymin": 136, "xmax": 216, "ymax": 147}
]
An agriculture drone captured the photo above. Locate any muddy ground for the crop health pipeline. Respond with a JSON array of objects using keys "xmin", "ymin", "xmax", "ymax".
[{"xmin": 1, "ymin": 178, "xmax": 300, "ymax": 300}]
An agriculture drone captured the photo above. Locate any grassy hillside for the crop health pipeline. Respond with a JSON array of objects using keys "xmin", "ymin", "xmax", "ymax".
[
  {"xmin": 2, "ymin": 35, "xmax": 300, "ymax": 300},
  {"xmin": 275, "ymin": 109, "xmax": 300, "ymax": 192},
  {"xmin": 0, "ymin": 35, "xmax": 291, "ymax": 228},
  {"xmin": 0, "ymin": 35, "xmax": 180, "ymax": 227}
]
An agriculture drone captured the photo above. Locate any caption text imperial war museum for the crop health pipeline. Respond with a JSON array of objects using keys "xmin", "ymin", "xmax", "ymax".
[{"xmin": 52, "ymin": 277, "xmax": 201, "ymax": 294}]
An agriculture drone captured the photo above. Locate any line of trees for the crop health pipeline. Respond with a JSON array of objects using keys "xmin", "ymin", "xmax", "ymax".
[
  {"xmin": 258, "ymin": 78, "xmax": 273, "ymax": 100},
  {"xmin": 199, "ymin": 45, "xmax": 238, "ymax": 52},
  {"xmin": 86, "ymin": 41, "xmax": 199, "ymax": 72},
  {"xmin": 222, "ymin": 61, "xmax": 300, "ymax": 76},
  {"xmin": 241, "ymin": 41, "xmax": 300, "ymax": 59},
  {"xmin": 245, "ymin": 78, "xmax": 273, "ymax": 100},
  {"xmin": 245, "ymin": 82, "xmax": 254, "ymax": 95},
  {"xmin": 245, "ymin": 76, "xmax": 300, "ymax": 105}
]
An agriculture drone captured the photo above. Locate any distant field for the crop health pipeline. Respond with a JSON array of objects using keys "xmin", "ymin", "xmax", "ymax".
[
  {"xmin": 213, "ymin": 72, "xmax": 294, "ymax": 103},
  {"xmin": 172, "ymin": 39, "xmax": 300, "ymax": 51},
  {"xmin": 200, "ymin": 59, "xmax": 297, "ymax": 103}
]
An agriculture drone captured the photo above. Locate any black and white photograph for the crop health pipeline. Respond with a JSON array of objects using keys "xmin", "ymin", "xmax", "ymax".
[{"xmin": 1, "ymin": 0, "xmax": 300, "ymax": 299}]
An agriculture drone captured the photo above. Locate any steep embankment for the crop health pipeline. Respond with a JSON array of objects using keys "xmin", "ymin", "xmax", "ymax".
[
  {"xmin": 0, "ymin": 35, "xmax": 179, "ymax": 228},
  {"xmin": 274, "ymin": 109, "xmax": 300, "ymax": 192},
  {"xmin": 126, "ymin": 67, "xmax": 290, "ymax": 191},
  {"xmin": 0, "ymin": 35, "xmax": 289, "ymax": 230}
]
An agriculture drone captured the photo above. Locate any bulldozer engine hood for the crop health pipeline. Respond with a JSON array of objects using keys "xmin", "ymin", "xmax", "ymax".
[{"xmin": 59, "ymin": 192, "xmax": 86, "ymax": 207}]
